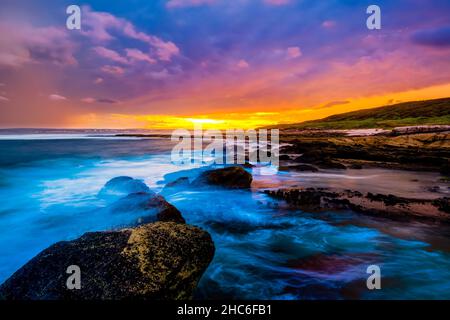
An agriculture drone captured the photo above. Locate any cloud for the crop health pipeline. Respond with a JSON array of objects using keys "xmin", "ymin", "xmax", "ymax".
[
  {"xmin": 101, "ymin": 65, "xmax": 125, "ymax": 75},
  {"xmin": 82, "ymin": 7, "xmax": 179, "ymax": 62},
  {"xmin": 82, "ymin": 97, "xmax": 119, "ymax": 104},
  {"xmin": 166, "ymin": 0, "xmax": 216, "ymax": 9},
  {"xmin": 97, "ymin": 98, "xmax": 119, "ymax": 104},
  {"xmin": 264, "ymin": 0, "xmax": 291, "ymax": 6},
  {"xmin": 0, "ymin": 23, "xmax": 76, "ymax": 67},
  {"xmin": 322, "ymin": 20, "xmax": 337, "ymax": 29},
  {"xmin": 125, "ymin": 48, "xmax": 156, "ymax": 64},
  {"xmin": 147, "ymin": 69, "xmax": 171, "ymax": 80},
  {"xmin": 93, "ymin": 47, "xmax": 128, "ymax": 64},
  {"xmin": 286, "ymin": 46, "xmax": 302, "ymax": 59},
  {"xmin": 49, "ymin": 94, "xmax": 67, "ymax": 101},
  {"xmin": 0, "ymin": 95, "xmax": 9, "ymax": 102},
  {"xmin": 94, "ymin": 77, "xmax": 104, "ymax": 84},
  {"xmin": 412, "ymin": 26, "xmax": 450, "ymax": 47},
  {"xmin": 237, "ymin": 59, "xmax": 249, "ymax": 68},
  {"xmin": 81, "ymin": 97, "xmax": 96, "ymax": 103}
]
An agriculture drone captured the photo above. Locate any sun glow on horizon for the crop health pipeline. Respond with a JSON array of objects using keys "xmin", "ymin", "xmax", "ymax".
[{"xmin": 61, "ymin": 83, "xmax": 450, "ymax": 130}]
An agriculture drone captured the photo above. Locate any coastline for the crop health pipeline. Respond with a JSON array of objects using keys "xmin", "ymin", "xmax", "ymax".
[{"xmin": 0, "ymin": 129, "xmax": 449, "ymax": 300}]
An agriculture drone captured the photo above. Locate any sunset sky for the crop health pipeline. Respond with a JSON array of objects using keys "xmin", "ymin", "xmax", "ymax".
[{"xmin": 0, "ymin": 0, "xmax": 449, "ymax": 129}]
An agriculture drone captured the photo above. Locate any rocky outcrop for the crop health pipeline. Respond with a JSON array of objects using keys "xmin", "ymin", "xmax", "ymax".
[
  {"xmin": 189, "ymin": 166, "xmax": 252, "ymax": 189},
  {"xmin": 0, "ymin": 222, "xmax": 215, "ymax": 300},
  {"xmin": 96, "ymin": 176, "xmax": 185, "ymax": 224},
  {"xmin": 282, "ymin": 132, "xmax": 450, "ymax": 172},
  {"xmin": 99, "ymin": 176, "xmax": 154, "ymax": 200},
  {"xmin": 191, "ymin": 166, "xmax": 253, "ymax": 189},
  {"xmin": 165, "ymin": 177, "xmax": 190, "ymax": 189},
  {"xmin": 265, "ymin": 188, "xmax": 450, "ymax": 222},
  {"xmin": 390, "ymin": 125, "xmax": 450, "ymax": 136},
  {"xmin": 108, "ymin": 192, "xmax": 185, "ymax": 224}
]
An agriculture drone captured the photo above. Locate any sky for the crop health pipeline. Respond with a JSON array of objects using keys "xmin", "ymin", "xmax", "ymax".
[{"xmin": 0, "ymin": 0, "xmax": 449, "ymax": 129}]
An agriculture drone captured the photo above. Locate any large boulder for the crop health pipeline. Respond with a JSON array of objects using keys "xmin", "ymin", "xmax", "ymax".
[
  {"xmin": 191, "ymin": 166, "xmax": 252, "ymax": 189},
  {"xmin": 0, "ymin": 222, "xmax": 215, "ymax": 300}
]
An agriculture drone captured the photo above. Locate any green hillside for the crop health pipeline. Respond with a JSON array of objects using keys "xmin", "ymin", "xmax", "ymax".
[{"xmin": 273, "ymin": 97, "xmax": 450, "ymax": 130}]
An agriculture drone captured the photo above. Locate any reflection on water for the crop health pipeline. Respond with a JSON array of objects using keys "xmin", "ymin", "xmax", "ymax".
[{"xmin": 0, "ymin": 137, "xmax": 449, "ymax": 299}]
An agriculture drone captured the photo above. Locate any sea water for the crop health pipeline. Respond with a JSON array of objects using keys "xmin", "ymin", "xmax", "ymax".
[{"xmin": 0, "ymin": 132, "xmax": 449, "ymax": 299}]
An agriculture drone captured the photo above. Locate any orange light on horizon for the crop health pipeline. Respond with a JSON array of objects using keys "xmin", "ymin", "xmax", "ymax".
[{"xmin": 65, "ymin": 83, "xmax": 450, "ymax": 130}]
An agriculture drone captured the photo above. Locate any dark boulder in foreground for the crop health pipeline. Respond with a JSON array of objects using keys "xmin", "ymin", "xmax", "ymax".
[
  {"xmin": 0, "ymin": 222, "xmax": 215, "ymax": 300},
  {"xmin": 191, "ymin": 166, "xmax": 252, "ymax": 189}
]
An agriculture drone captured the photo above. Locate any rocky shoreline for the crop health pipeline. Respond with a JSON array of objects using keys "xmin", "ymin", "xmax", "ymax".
[
  {"xmin": 280, "ymin": 131, "xmax": 450, "ymax": 174},
  {"xmin": 0, "ymin": 159, "xmax": 449, "ymax": 300},
  {"xmin": 264, "ymin": 188, "xmax": 450, "ymax": 223}
]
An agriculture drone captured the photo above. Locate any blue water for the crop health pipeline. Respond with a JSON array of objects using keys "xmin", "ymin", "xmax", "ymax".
[{"xmin": 0, "ymin": 135, "xmax": 449, "ymax": 299}]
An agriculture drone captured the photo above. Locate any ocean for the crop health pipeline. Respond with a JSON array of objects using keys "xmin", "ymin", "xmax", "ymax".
[{"xmin": 0, "ymin": 130, "xmax": 449, "ymax": 299}]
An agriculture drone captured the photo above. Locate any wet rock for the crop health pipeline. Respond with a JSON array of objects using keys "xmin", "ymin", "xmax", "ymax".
[
  {"xmin": 284, "ymin": 133, "xmax": 450, "ymax": 172},
  {"xmin": 265, "ymin": 188, "xmax": 450, "ymax": 222},
  {"xmin": 165, "ymin": 177, "xmax": 190, "ymax": 189},
  {"xmin": 441, "ymin": 161, "xmax": 450, "ymax": 176},
  {"xmin": 0, "ymin": 222, "xmax": 215, "ymax": 300},
  {"xmin": 191, "ymin": 166, "xmax": 252, "ymax": 189},
  {"xmin": 366, "ymin": 193, "xmax": 411, "ymax": 206},
  {"xmin": 426, "ymin": 186, "xmax": 440, "ymax": 193},
  {"xmin": 109, "ymin": 192, "xmax": 185, "ymax": 224},
  {"xmin": 294, "ymin": 151, "xmax": 323, "ymax": 163},
  {"xmin": 98, "ymin": 176, "xmax": 153, "ymax": 200},
  {"xmin": 432, "ymin": 198, "xmax": 450, "ymax": 214},
  {"xmin": 315, "ymin": 159, "xmax": 347, "ymax": 170}
]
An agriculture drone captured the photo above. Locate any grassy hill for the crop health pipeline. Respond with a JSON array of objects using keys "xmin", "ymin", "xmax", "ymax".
[{"xmin": 272, "ymin": 97, "xmax": 450, "ymax": 130}]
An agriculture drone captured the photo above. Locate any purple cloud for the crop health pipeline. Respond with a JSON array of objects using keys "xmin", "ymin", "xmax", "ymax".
[
  {"xmin": 125, "ymin": 49, "xmax": 156, "ymax": 64},
  {"xmin": 49, "ymin": 94, "xmax": 67, "ymax": 101},
  {"xmin": 166, "ymin": 0, "xmax": 216, "ymax": 9},
  {"xmin": 82, "ymin": 97, "xmax": 119, "ymax": 104},
  {"xmin": 101, "ymin": 65, "xmax": 125, "ymax": 75},
  {"xmin": 0, "ymin": 23, "xmax": 76, "ymax": 67},
  {"xmin": 82, "ymin": 7, "xmax": 180, "ymax": 62},
  {"xmin": 264, "ymin": 0, "xmax": 291, "ymax": 6},
  {"xmin": 93, "ymin": 47, "xmax": 128, "ymax": 64},
  {"xmin": 286, "ymin": 47, "xmax": 302, "ymax": 59}
]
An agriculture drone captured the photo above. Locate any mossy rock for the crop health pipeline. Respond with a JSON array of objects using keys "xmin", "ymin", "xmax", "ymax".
[{"xmin": 0, "ymin": 222, "xmax": 214, "ymax": 300}]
